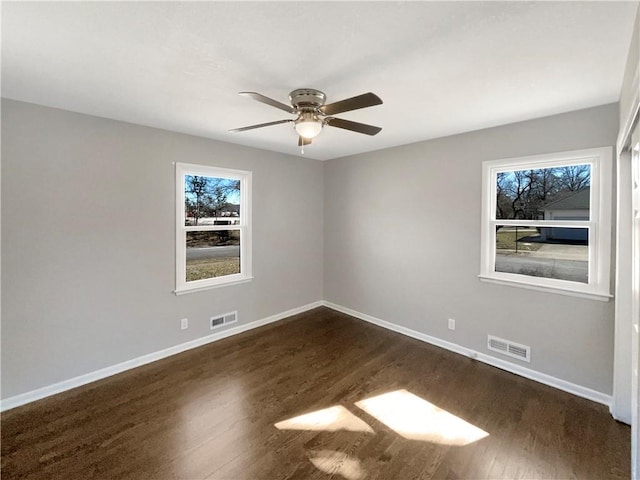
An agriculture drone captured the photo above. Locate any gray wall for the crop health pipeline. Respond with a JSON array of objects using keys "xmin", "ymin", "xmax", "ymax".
[
  {"xmin": 324, "ymin": 104, "xmax": 618, "ymax": 395},
  {"xmin": 1, "ymin": 99, "xmax": 620, "ymax": 400},
  {"xmin": 619, "ymin": 5, "xmax": 639, "ymax": 132},
  {"xmin": 1, "ymin": 99, "xmax": 324, "ymax": 399}
]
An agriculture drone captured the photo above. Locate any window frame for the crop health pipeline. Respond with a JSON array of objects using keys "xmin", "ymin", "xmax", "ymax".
[
  {"xmin": 175, "ymin": 162, "xmax": 252, "ymax": 295},
  {"xmin": 479, "ymin": 147, "xmax": 612, "ymax": 301}
]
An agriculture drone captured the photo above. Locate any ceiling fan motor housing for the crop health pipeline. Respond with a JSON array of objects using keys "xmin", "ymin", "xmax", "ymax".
[{"xmin": 289, "ymin": 89, "xmax": 326, "ymax": 111}]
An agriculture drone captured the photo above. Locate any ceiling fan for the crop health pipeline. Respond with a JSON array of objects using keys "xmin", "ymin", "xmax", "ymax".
[{"xmin": 230, "ymin": 88, "xmax": 383, "ymax": 149}]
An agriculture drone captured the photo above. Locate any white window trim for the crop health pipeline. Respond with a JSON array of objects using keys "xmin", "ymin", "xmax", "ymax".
[
  {"xmin": 479, "ymin": 147, "xmax": 612, "ymax": 301},
  {"xmin": 174, "ymin": 162, "xmax": 252, "ymax": 295}
]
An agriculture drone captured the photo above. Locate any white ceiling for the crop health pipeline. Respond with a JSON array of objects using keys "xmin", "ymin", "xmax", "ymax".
[{"xmin": 2, "ymin": 1, "xmax": 637, "ymax": 161}]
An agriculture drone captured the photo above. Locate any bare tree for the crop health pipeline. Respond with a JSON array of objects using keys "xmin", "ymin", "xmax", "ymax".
[
  {"xmin": 496, "ymin": 172, "xmax": 512, "ymax": 219},
  {"xmin": 210, "ymin": 184, "xmax": 229, "ymax": 219},
  {"xmin": 506, "ymin": 170, "xmax": 532, "ymax": 219},
  {"xmin": 558, "ymin": 165, "xmax": 590, "ymax": 192},
  {"xmin": 185, "ymin": 176, "xmax": 241, "ymax": 225},
  {"xmin": 496, "ymin": 165, "xmax": 589, "ymax": 222},
  {"xmin": 185, "ymin": 175, "xmax": 213, "ymax": 226},
  {"xmin": 527, "ymin": 168, "xmax": 560, "ymax": 218}
]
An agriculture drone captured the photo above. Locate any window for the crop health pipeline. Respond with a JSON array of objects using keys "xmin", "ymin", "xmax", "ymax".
[
  {"xmin": 479, "ymin": 147, "xmax": 612, "ymax": 300},
  {"xmin": 175, "ymin": 163, "xmax": 252, "ymax": 294}
]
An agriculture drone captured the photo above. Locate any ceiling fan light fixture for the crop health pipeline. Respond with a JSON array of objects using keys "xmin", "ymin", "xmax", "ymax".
[{"xmin": 295, "ymin": 112, "xmax": 323, "ymax": 139}]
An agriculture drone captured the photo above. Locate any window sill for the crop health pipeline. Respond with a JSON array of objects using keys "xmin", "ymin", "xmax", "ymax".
[
  {"xmin": 174, "ymin": 276, "xmax": 254, "ymax": 296},
  {"xmin": 478, "ymin": 275, "xmax": 612, "ymax": 302}
]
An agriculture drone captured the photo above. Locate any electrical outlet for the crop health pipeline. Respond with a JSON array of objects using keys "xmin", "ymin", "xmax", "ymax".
[
  {"xmin": 180, "ymin": 318, "xmax": 188, "ymax": 330},
  {"xmin": 448, "ymin": 318, "xmax": 455, "ymax": 330}
]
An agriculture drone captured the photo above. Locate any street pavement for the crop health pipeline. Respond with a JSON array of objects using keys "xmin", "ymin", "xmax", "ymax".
[
  {"xmin": 186, "ymin": 245, "xmax": 239, "ymax": 261},
  {"xmin": 496, "ymin": 242, "xmax": 588, "ymax": 283}
]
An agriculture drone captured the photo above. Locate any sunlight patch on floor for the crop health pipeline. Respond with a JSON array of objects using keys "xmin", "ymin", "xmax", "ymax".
[
  {"xmin": 308, "ymin": 449, "xmax": 366, "ymax": 480},
  {"xmin": 275, "ymin": 405, "xmax": 374, "ymax": 433},
  {"xmin": 355, "ymin": 389, "xmax": 489, "ymax": 445}
]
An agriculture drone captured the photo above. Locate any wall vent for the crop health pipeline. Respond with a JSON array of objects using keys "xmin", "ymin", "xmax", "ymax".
[
  {"xmin": 487, "ymin": 335, "xmax": 531, "ymax": 362},
  {"xmin": 210, "ymin": 311, "xmax": 238, "ymax": 330}
]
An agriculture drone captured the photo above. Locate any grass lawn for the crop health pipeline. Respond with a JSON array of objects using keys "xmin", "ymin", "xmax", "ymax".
[
  {"xmin": 186, "ymin": 257, "xmax": 240, "ymax": 281},
  {"xmin": 496, "ymin": 228, "xmax": 543, "ymax": 252}
]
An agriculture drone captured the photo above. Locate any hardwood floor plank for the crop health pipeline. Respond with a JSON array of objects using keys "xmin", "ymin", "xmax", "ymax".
[{"xmin": 1, "ymin": 307, "xmax": 630, "ymax": 479}]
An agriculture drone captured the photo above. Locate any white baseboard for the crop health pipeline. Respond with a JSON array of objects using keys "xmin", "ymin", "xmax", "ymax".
[
  {"xmin": 2, "ymin": 300, "xmax": 613, "ymax": 412},
  {"xmin": 1, "ymin": 301, "xmax": 323, "ymax": 412},
  {"xmin": 322, "ymin": 301, "xmax": 613, "ymax": 408}
]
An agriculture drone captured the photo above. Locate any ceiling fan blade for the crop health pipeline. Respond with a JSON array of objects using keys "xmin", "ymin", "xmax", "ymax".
[
  {"xmin": 229, "ymin": 119, "xmax": 292, "ymax": 133},
  {"xmin": 319, "ymin": 92, "xmax": 382, "ymax": 116},
  {"xmin": 298, "ymin": 136, "xmax": 312, "ymax": 147},
  {"xmin": 325, "ymin": 117, "xmax": 382, "ymax": 136},
  {"xmin": 239, "ymin": 92, "xmax": 295, "ymax": 114}
]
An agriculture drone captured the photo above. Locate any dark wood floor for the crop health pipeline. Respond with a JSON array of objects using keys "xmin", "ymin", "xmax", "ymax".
[{"xmin": 1, "ymin": 307, "xmax": 630, "ymax": 479}]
